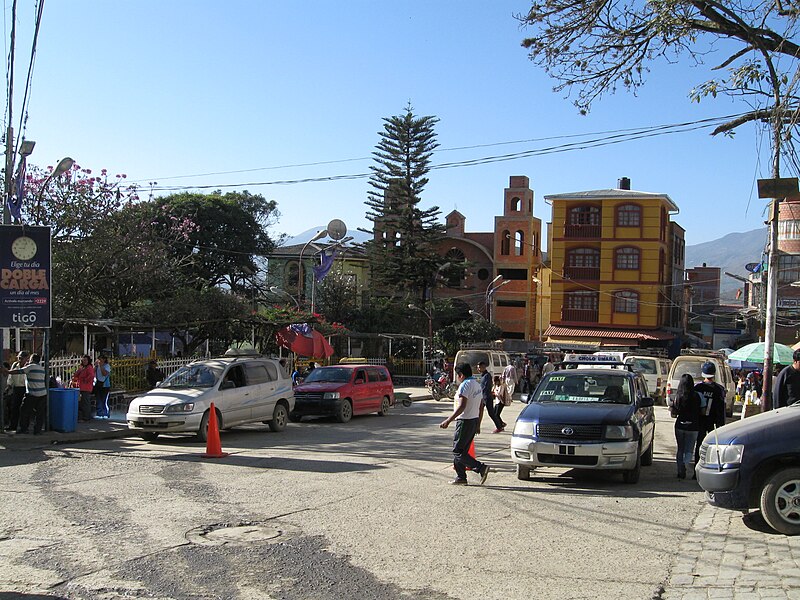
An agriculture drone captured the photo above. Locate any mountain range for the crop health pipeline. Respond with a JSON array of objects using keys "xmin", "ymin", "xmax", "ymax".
[{"xmin": 684, "ymin": 228, "xmax": 767, "ymax": 301}]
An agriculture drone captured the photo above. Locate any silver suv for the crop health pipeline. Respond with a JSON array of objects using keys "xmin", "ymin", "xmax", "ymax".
[{"xmin": 127, "ymin": 351, "xmax": 294, "ymax": 442}]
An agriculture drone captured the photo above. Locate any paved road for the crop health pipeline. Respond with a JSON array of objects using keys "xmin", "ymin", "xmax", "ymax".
[{"xmin": 0, "ymin": 395, "xmax": 797, "ymax": 599}]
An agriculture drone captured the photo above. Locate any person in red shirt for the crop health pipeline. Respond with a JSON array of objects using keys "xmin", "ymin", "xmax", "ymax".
[{"xmin": 71, "ymin": 355, "xmax": 95, "ymax": 422}]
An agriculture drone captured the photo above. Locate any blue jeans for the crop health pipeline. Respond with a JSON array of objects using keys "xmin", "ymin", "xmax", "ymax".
[{"xmin": 675, "ymin": 426, "xmax": 698, "ymax": 474}]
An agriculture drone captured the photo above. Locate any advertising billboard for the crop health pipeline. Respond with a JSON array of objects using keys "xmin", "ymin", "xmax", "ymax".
[{"xmin": 0, "ymin": 225, "xmax": 52, "ymax": 328}]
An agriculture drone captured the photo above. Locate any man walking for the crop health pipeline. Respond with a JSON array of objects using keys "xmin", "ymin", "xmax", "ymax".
[
  {"xmin": 693, "ymin": 361, "xmax": 726, "ymax": 471},
  {"xmin": 478, "ymin": 361, "xmax": 505, "ymax": 433},
  {"xmin": 772, "ymin": 349, "xmax": 800, "ymax": 408},
  {"xmin": 440, "ymin": 362, "xmax": 490, "ymax": 486},
  {"xmin": 2, "ymin": 353, "xmax": 47, "ymax": 434}
]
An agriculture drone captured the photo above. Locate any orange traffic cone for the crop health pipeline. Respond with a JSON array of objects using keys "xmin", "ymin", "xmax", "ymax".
[
  {"xmin": 202, "ymin": 402, "xmax": 229, "ymax": 458},
  {"xmin": 468, "ymin": 440, "xmax": 476, "ymax": 460}
]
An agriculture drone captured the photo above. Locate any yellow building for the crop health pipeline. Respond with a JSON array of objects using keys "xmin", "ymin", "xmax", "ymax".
[{"xmin": 543, "ymin": 178, "xmax": 680, "ymax": 350}]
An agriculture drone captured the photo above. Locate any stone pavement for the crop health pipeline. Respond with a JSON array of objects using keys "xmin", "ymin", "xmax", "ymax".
[{"xmin": 659, "ymin": 502, "xmax": 800, "ymax": 599}]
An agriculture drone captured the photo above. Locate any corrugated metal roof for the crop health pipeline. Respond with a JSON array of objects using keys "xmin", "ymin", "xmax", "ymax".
[{"xmin": 544, "ymin": 188, "xmax": 678, "ymax": 212}]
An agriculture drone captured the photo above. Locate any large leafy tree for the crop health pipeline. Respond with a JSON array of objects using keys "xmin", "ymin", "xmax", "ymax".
[
  {"xmin": 517, "ymin": 0, "xmax": 800, "ymax": 175},
  {"xmin": 157, "ymin": 191, "xmax": 280, "ymax": 292},
  {"xmin": 362, "ymin": 103, "xmax": 447, "ymax": 300}
]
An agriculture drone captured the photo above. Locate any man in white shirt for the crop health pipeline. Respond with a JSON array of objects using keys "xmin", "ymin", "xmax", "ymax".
[
  {"xmin": 440, "ymin": 362, "xmax": 491, "ymax": 485},
  {"xmin": 3, "ymin": 353, "xmax": 47, "ymax": 434}
]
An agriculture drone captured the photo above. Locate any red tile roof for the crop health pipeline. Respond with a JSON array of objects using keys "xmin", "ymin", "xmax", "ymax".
[{"xmin": 544, "ymin": 326, "xmax": 675, "ymax": 341}]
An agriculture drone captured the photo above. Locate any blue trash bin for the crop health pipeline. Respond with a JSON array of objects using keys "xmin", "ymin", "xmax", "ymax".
[{"xmin": 49, "ymin": 388, "xmax": 79, "ymax": 433}]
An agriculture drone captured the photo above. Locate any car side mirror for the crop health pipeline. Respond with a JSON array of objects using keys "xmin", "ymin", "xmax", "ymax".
[
  {"xmin": 637, "ymin": 396, "xmax": 654, "ymax": 408},
  {"xmin": 220, "ymin": 380, "xmax": 236, "ymax": 390}
]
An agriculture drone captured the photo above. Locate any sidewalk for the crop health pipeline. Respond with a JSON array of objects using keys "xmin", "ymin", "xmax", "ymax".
[{"xmin": 0, "ymin": 386, "xmax": 434, "ymax": 450}]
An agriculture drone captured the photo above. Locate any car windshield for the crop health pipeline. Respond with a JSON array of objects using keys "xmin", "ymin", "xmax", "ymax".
[
  {"xmin": 303, "ymin": 367, "xmax": 352, "ymax": 383},
  {"xmin": 160, "ymin": 364, "xmax": 222, "ymax": 389},
  {"xmin": 626, "ymin": 358, "xmax": 656, "ymax": 374},
  {"xmin": 534, "ymin": 373, "xmax": 632, "ymax": 404}
]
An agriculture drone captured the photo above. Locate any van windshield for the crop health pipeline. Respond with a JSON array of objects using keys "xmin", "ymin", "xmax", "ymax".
[
  {"xmin": 535, "ymin": 373, "xmax": 632, "ymax": 404},
  {"xmin": 673, "ymin": 361, "xmax": 705, "ymax": 380},
  {"xmin": 626, "ymin": 358, "xmax": 657, "ymax": 374},
  {"xmin": 456, "ymin": 351, "xmax": 490, "ymax": 368},
  {"xmin": 161, "ymin": 364, "xmax": 222, "ymax": 389}
]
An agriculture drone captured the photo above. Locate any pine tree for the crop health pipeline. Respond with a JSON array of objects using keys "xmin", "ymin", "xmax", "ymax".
[{"xmin": 362, "ymin": 103, "xmax": 446, "ymax": 300}]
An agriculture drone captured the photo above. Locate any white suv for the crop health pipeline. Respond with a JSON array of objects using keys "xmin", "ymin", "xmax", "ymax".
[
  {"xmin": 666, "ymin": 351, "xmax": 735, "ymax": 417},
  {"xmin": 126, "ymin": 352, "xmax": 294, "ymax": 442}
]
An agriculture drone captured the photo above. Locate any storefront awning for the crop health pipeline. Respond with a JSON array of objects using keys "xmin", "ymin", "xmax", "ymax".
[{"xmin": 544, "ymin": 326, "xmax": 675, "ymax": 343}]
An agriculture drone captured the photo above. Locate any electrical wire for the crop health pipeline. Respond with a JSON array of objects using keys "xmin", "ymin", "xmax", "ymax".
[{"xmin": 13, "ymin": 0, "xmax": 43, "ymax": 154}]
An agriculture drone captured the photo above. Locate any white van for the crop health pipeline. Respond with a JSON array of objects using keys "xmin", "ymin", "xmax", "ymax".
[
  {"xmin": 666, "ymin": 351, "xmax": 735, "ymax": 417},
  {"xmin": 624, "ymin": 355, "xmax": 672, "ymax": 403},
  {"xmin": 454, "ymin": 348, "xmax": 512, "ymax": 380}
]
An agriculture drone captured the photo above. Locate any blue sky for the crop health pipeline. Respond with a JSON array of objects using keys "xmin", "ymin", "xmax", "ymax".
[{"xmin": 6, "ymin": 1, "xmax": 771, "ymax": 249}]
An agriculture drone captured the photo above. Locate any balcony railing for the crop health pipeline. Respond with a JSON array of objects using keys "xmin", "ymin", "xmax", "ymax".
[
  {"xmin": 564, "ymin": 224, "xmax": 601, "ymax": 238},
  {"xmin": 561, "ymin": 308, "xmax": 599, "ymax": 322},
  {"xmin": 563, "ymin": 266, "xmax": 600, "ymax": 281}
]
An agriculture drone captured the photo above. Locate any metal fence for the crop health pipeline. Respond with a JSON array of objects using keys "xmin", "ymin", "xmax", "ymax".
[{"xmin": 48, "ymin": 356, "xmax": 187, "ymax": 395}]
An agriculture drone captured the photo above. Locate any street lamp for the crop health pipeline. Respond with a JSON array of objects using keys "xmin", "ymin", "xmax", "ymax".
[
  {"xmin": 408, "ymin": 303, "xmax": 433, "ymax": 361},
  {"xmin": 35, "ymin": 157, "xmax": 74, "ymax": 225},
  {"xmin": 486, "ymin": 278, "xmax": 510, "ymax": 323},
  {"xmin": 298, "ymin": 229, "xmax": 328, "ymax": 304},
  {"xmin": 269, "ymin": 286, "xmax": 300, "ymax": 309}
]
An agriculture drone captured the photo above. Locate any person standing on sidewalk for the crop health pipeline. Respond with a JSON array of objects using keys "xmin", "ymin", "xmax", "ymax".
[
  {"xmin": 71, "ymin": 355, "xmax": 95, "ymax": 422},
  {"xmin": 693, "ymin": 362, "xmax": 726, "ymax": 471},
  {"xmin": 94, "ymin": 356, "xmax": 111, "ymax": 418},
  {"xmin": 2, "ymin": 354, "xmax": 47, "ymax": 434},
  {"xmin": 4, "ymin": 351, "xmax": 29, "ymax": 431},
  {"xmin": 477, "ymin": 361, "xmax": 505, "ymax": 433},
  {"xmin": 673, "ymin": 373, "xmax": 702, "ymax": 479},
  {"xmin": 439, "ymin": 362, "xmax": 490, "ymax": 486},
  {"xmin": 772, "ymin": 349, "xmax": 800, "ymax": 408},
  {"xmin": 492, "ymin": 375, "xmax": 512, "ymax": 431},
  {"xmin": 503, "ymin": 361, "xmax": 518, "ymax": 398}
]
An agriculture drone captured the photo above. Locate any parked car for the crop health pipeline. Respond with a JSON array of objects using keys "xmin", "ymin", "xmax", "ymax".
[
  {"xmin": 666, "ymin": 351, "xmax": 735, "ymax": 417},
  {"xmin": 511, "ymin": 355, "xmax": 656, "ymax": 483},
  {"xmin": 453, "ymin": 348, "xmax": 511, "ymax": 380},
  {"xmin": 126, "ymin": 351, "xmax": 294, "ymax": 442},
  {"xmin": 696, "ymin": 404, "xmax": 800, "ymax": 535},
  {"xmin": 291, "ymin": 364, "xmax": 395, "ymax": 423},
  {"xmin": 624, "ymin": 355, "xmax": 671, "ymax": 404}
]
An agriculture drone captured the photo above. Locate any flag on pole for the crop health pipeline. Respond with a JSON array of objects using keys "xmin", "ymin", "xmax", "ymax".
[
  {"xmin": 313, "ymin": 249, "xmax": 336, "ymax": 282},
  {"xmin": 7, "ymin": 156, "xmax": 26, "ymax": 221}
]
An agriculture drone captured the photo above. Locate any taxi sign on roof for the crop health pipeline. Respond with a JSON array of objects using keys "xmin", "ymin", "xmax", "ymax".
[{"xmin": 563, "ymin": 353, "xmax": 622, "ymax": 364}]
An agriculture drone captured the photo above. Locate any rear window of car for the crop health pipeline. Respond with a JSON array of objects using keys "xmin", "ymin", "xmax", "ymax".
[
  {"xmin": 626, "ymin": 358, "xmax": 656, "ymax": 374},
  {"xmin": 456, "ymin": 351, "xmax": 490, "ymax": 367},
  {"xmin": 367, "ymin": 368, "xmax": 382, "ymax": 383},
  {"xmin": 245, "ymin": 363, "xmax": 271, "ymax": 384},
  {"xmin": 672, "ymin": 360, "xmax": 704, "ymax": 380}
]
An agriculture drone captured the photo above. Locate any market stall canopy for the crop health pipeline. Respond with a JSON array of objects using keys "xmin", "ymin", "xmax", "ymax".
[
  {"xmin": 276, "ymin": 323, "xmax": 334, "ymax": 358},
  {"xmin": 728, "ymin": 342, "xmax": 795, "ymax": 365}
]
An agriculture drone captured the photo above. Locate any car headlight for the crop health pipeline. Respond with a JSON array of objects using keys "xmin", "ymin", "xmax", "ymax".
[
  {"xmin": 164, "ymin": 403, "xmax": 194, "ymax": 413},
  {"xmin": 513, "ymin": 421, "xmax": 535, "ymax": 437},
  {"xmin": 604, "ymin": 425, "xmax": 634, "ymax": 440},
  {"xmin": 703, "ymin": 444, "xmax": 744, "ymax": 467},
  {"xmin": 323, "ymin": 392, "xmax": 340, "ymax": 400}
]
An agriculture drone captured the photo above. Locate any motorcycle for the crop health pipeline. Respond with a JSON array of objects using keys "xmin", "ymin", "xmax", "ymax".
[{"xmin": 426, "ymin": 371, "xmax": 456, "ymax": 401}]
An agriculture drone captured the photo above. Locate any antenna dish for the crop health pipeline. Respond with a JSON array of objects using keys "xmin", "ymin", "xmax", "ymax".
[{"xmin": 327, "ymin": 219, "xmax": 347, "ymax": 241}]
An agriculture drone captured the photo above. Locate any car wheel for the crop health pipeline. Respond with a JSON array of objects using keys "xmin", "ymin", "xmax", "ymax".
[
  {"xmin": 641, "ymin": 430, "xmax": 654, "ymax": 467},
  {"xmin": 268, "ymin": 404, "xmax": 288, "ymax": 432},
  {"xmin": 378, "ymin": 396, "xmax": 391, "ymax": 416},
  {"xmin": 288, "ymin": 412, "xmax": 302, "ymax": 423},
  {"xmin": 336, "ymin": 400, "xmax": 353, "ymax": 423},
  {"xmin": 140, "ymin": 432, "xmax": 159, "ymax": 442},
  {"xmin": 198, "ymin": 410, "xmax": 210, "ymax": 443},
  {"xmin": 759, "ymin": 467, "xmax": 800, "ymax": 535},
  {"xmin": 623, "ymin": 443, "xmax": 642, "ymax": 484},
  {"xmin": 517, "ymin": 465, "xmax": 531, "ymax": 481}
]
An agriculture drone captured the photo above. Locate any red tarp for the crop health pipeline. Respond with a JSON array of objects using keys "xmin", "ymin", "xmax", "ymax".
[{"xmin": 275, "ymin": 325, "xmax": 334, "ymax": 358}]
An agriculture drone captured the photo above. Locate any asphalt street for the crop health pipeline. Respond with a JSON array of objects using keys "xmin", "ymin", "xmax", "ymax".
[{"xmin": 0, "ymin": 395, "xmax": 797, "ymax": 600}]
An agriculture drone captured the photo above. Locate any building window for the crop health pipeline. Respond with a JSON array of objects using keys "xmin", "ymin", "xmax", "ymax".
[
  {"xmin": 477, "ymin": 268, "xmax": 489, "ymax": 281},
  {"xmin": 616, "ymin": 204, "xmax": 641, "ymax": 227},
  {"xmin": 444, "ymin": 248, "xmax": 466, "ymax": 288},
  {"xmin": 501, "ymin": 229, "xmax": 510, "ymax": 255},
  {"xmin": 567, "ymin": 290, "xmax": 598, "ymax": 310},
  {"xmin": 569, "ymin": 205, "xmax": 600, "ymax": 225},
  {"xmin": 498, "ymin": 268, "xmax": 528, "ymax": 280},
  {"xmin": 567, "ymin": 247, "xmax": 600, "ymax": 268},
  {"xmin": 614, "ymin": 290, "xmax": 639, "ymax": 313},
  {"xmin": 514, "ymin": 230, "xmax": 524, "ymax": 256},
  {"xmin": 498, "ymin": 300, "xmax": 526, "ymax": 308},
  {"xmin": 285, "ymin": 262, "xmax": 300, "ymax": 292},
  {"xmin": 778, "ymin": 254, "xmax": 800, "ymax": 284},
  {"xmin": 615, "ymin": 247, "xmax": 640, "ymax": 270},
  {"xmin": 511, "ymin": 196, "xmax": 520, "ymax": 211},
  {"xmin": 779, "ymin": 219, "xmax": 800, "ymax": 240}
]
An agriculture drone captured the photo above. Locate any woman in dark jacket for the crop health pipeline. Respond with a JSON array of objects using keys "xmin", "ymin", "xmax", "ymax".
[{"xmin": 674, "ymin": 373, "xmax": 702, "ymax": 479}]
